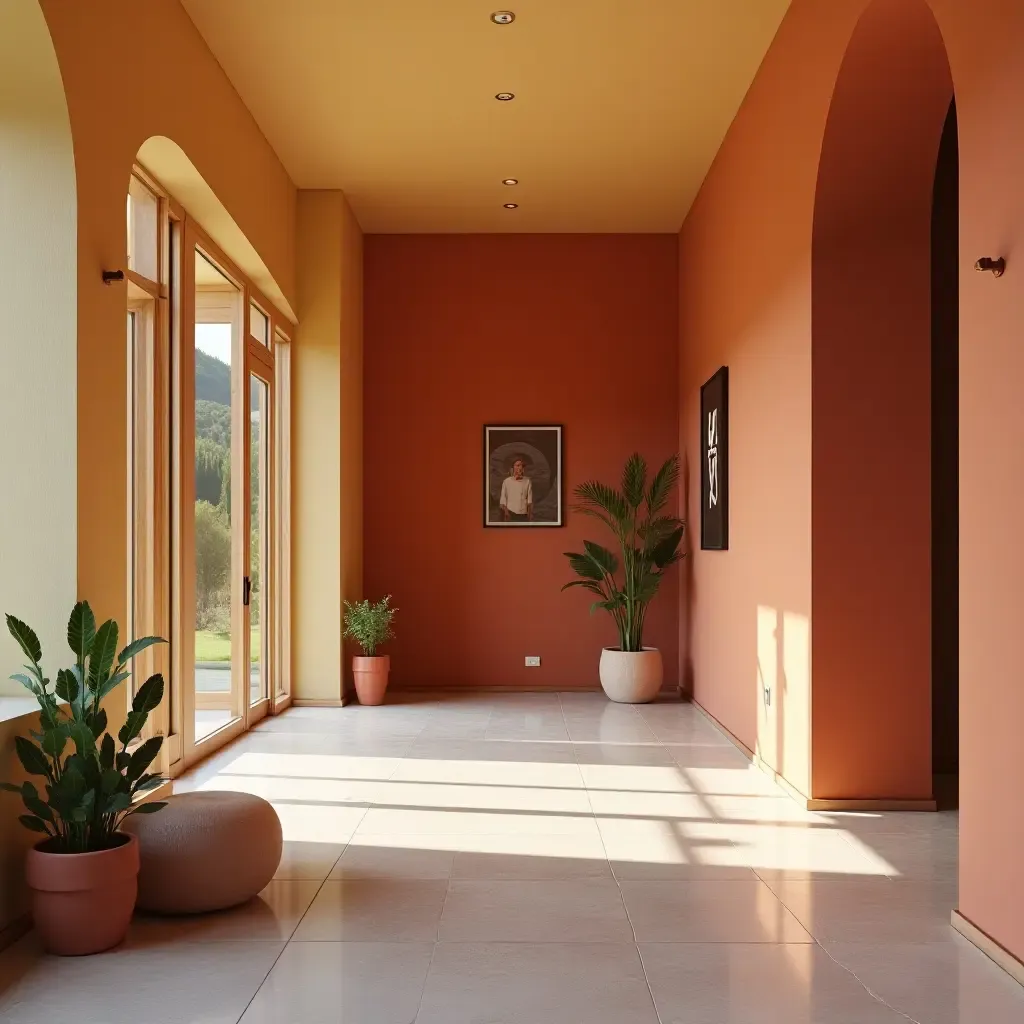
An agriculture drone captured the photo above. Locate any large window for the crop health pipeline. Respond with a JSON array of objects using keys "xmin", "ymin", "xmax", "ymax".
[{"xmin": 127, "ymin": 164, "xmax": 291, "ymax": 775}]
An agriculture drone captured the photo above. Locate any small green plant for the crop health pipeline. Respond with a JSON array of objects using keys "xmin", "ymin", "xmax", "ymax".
[
  {"xmin": 1, "ymin": 602, "xmax": 168, "ymax": 853},
  {"xmin": 562, "ymin": 453, "xmax": 685, "ymax": 652},
  {"xmin": 343, "ymin": 596, "xmax": 397, "ymax": 657}
]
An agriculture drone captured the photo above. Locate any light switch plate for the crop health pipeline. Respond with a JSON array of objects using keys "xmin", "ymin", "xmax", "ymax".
[{"xmin": 525, "ymin": 656, "xmax": 541, "ymax": 668}]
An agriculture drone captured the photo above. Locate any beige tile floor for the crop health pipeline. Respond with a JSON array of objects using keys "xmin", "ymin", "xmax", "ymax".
[{"xmin": 1, "ymin": 691, "xmax": 1023, "ymax": 1023}]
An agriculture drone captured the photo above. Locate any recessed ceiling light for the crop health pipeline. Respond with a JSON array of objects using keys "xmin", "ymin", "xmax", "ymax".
[
  {"xmin": 502, "ymin": 178, "xmax": 518, "ymax": 186},
  {"xmin": 495, "ymin": 92, "xmax": 515, "ymax": 102},
  {"xmin": 491, "ymin": 11, "xmax": 516, "ymax": 25},
  {"xmin": 504, "ymin": 203, "xmax": 518, "ymax": 209}
]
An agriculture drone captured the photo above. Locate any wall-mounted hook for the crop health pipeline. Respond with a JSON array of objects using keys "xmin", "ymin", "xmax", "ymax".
[
  {"xmin": 102, "ymin": 269, "xmax": 125, "ymax": 285},
  {"xmin": 974, "ymin": 257, "xmax": 1005, "ymax": 277}
]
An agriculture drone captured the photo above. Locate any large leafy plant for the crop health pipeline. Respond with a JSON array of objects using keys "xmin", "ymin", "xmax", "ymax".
[
  {"xmin": 343, "ymin": 596, "xmax": 397, "ymax": 657},
  {"xmin": 563, "ymin": 453, "xmax": 685, "ymax": 652},
  {"xmin": 1, "ymin": 602, "xmax": 168, "ymax": 853}
]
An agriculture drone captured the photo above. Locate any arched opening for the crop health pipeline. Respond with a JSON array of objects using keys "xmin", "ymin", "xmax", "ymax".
[
  {"xmin": 810, "ymin": 0, "xmax": 955, "ymax": 802},
  {"xmin": 0, "ymin": 0, "xmax": 77, "ymax": 690}
]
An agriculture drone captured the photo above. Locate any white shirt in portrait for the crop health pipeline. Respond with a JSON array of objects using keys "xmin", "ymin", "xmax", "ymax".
[{"xmin": 500, "ymin": 475, "xmax": 533, "ymax": 515}]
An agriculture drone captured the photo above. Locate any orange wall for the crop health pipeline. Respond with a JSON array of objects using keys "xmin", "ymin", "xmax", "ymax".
[
  {"xmin": 40, "ymin": 0, "xmax": 297, "ymax": 637},
  {"xmin": 679, "ymin": 0, "xmax": 1024, "ymax": 965},
  {"xmin": 365, "ymin": 235, "xmax": 679, "ymax": 691}
]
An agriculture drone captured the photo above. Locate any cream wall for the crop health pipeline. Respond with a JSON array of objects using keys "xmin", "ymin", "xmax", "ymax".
[
  {"xmin": 0, "ymin": 0, "xmax": 77, "ymax": 696},
  {"xmin": 293, "ymin": 191, "xmax": 364, "ymax": 702}
]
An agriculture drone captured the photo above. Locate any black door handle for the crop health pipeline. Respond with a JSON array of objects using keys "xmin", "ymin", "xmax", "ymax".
[{"xmin": 243, "ymin": 575, "xmax": 251, "ymax": 607}]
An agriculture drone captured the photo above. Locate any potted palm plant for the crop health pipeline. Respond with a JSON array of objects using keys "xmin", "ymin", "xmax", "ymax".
[
  {"xmin": 562, "ymin": 453, "xmax": 685, "ymax": 703},
  {"xmin": 343, "ymin": 595, "xmax": 397, "ymax": 705},
  {"xmin": 1, "ymin": 602, "xmax": 167, "ymax": 955}
]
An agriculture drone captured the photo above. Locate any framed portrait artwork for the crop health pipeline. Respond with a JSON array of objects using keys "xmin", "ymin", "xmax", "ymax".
[
  {"xmin": 483, "ymin": 425, "xmax": 563, "ymax": 527},
  {"xmin": 700, "ymin": 367, "xmax": 729, "ymax": 550}
]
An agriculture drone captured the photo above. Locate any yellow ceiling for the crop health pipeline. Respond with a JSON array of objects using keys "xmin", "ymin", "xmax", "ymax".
[{"xmin": 182, "ymin": 0, "xmax": 790, "ymax": 233}]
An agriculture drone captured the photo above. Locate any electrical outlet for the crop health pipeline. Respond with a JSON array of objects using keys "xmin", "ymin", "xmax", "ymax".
[
  {"xmin": 525, "ymin": 656, "xmax": 541, "ymax": 668},
  {"xmin": 763, "ymin": 686, "xmax": 771, "ymax": 707}
]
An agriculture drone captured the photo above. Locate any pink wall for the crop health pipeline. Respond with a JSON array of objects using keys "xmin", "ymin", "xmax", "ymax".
[
  {"xmin": 365, "ymin": 234, "xmax": 679, "ymax": 691},
  {"xmin": 679, "ymin": 0, "xmax": 1024, "ymax": 961}
]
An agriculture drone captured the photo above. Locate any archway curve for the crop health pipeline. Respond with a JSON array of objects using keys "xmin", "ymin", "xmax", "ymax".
[
  {"xmin": 135, "ymin": 136, "xmax": 296, "ymax": 323},
  {"xmin": 0, "ymin": 0, "xmax": 78, "ymax": 687},
  {"xmin": 810, "ymin": 0, "xmax": 954, "ymax": 800}
]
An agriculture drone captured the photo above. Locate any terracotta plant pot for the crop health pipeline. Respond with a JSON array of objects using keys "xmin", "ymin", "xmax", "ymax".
[
  {"xmin": 26, "ymin": 832, "xmax": 139, "ymax": 956},
  {"xmin": 598, "ymin": 647, "xmax": 664, "ymax": 703},
  {"xmin": 353, "ymin": 655, "xmax": 390, "ymax": 705}
]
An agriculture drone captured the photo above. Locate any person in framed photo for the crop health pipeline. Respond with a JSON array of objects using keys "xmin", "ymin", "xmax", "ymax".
[{"xmin": 499, "ymin": 456, "xmax": 533, "ymax": 522}]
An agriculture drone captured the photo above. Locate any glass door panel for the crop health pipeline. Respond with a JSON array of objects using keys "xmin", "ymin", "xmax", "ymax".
[
  {"xmin": 193, "ymin": 250, "xmax": 243, "ymax": 743},
  {"xmin": 249, "ymin": 373, "xmax": 270, "ymax": 704}
]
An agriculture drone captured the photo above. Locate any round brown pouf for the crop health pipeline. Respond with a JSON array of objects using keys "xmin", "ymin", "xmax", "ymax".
[{"xmin": 124, "ymin": 791, "xmax": 282, "ymax": 915}]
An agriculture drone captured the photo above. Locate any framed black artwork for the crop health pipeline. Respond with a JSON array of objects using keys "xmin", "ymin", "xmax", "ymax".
[
  {"xmin": 483, "ymin": 425, "xmax": 564, "ymax": 527},
  {"xmin": 700, "ymin": 367, "xmax": 729, "ymax": 550}
]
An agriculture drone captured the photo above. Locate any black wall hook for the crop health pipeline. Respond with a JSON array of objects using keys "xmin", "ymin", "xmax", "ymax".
[
  {"xmin": 102, "ymin": 269, "xmax": 125, "ymax": 285},
  {"xmin": 974, "ymin": 257, "xmax": 1005, "ymax": 277}
]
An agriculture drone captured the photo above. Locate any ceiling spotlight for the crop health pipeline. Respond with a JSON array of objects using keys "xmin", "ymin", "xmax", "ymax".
[
  {"xmin": 502, "ymin": 178, "xmax": 518, "ymax": 186},
  {"xmin": 504, "ymin": 203, "xmax": 518, "ymax": 209},
  {"xmin": 495, "ymin": 92, "xmax": 515, "ymax": 102},
  {"xmin": 491, "ymin": 11, "xmax": 516, "ymax": 25}
]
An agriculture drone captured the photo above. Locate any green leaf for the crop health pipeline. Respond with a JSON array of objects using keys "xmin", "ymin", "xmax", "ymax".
[
  {"xmin": 133, "ymin": 772, "xmax": 163, "ymax": 793},
  {"xmin": 100, "ymin": 768, "xmax": 122, "ymax": 796},
  {"xmin": 67, "ymin": 601, "xmax": 97, "ymax": 663},
  {"xmin": 105, "ymin": 792, "xmax": 132, "ymax": 815},
  {"xmin": 126, "ymin": 735, "xmax": 163, "ymax": 784},
  {"xmin": 651, "ymin": 525, "xmax": 685, "ymax": 569},
  {"xmin": 583, "ymin": 540, "xmax": 619, "ymax": 577},
  {"xmin": 565, "ymin": 552, "xmax": 605, "ymax": 583},
  {"xmin": 40, "ymin": 727, "xmax": 68, "ymax": 759},
  {"xmin": 54, "ymin": 668, "xmax": 79, "ymax": 706},
  {"xmin": 115, "ymin": 751, "xmax": 131, "ymax": 772},
  {"xmin": 19, "ymin": 814, "xmax": 50, "ymax": 834},
  {"xmin": 118, "ymin": 711, "xmax": 147, "ymax": 747},
  {"xmin": 6, "ymin": 615, "xmax": 41, "ymax": 665},
  {"xmin": 68, "ymin": 722, "xmax": 96, "ymax": 758},
  {"xmin": 90, "ymin": 707, "xmax": 108, "ymax": 740},
  {"xmin": 9, "ymin": 673, "xmax": 40, "ymax": 696},
  {"xmin": 621, "ymin": 452, "xmax": 648, "ymax": 509},
  {"xmin": 97, "ymin": 670, "xmax": 130, "ymax": 704},
  {"xmin": 561, "ymin": 580, "xmax": 606, "ymax": 596},
  {"xmin": 573, "ymin": 480, "xmax": 629, "ymax": 525},
  {"xmin": 14, "ymin": 736, "xmax": 51, "ymax": 778},
  {"xmin": 132, "ymin": 674, "xmax": 165, "ymax": 715},
  {"xmin": 100, "ymin": 733, "xmax": 115, "ymax": 771},
  {"xmin": 129, "ymin": 801, "xmax": 166, "ymax": 815},
  {"xmin": 116, "ymin": 635, "xmax": 165, "ymax": 667},
  {"xmin": 22, "ymin": 783, "xmax": 54, "ymax": 823},
  {"xmin": 645, "ymin": 455, "xmax": 680, "ymax": 516},
  {"xmin": 88, "ymin": 619, "xmax": 119, "ymax": 690},
  {"xmin": 0, "ymin": 782, "xmax": 22, "ymax": 793}
]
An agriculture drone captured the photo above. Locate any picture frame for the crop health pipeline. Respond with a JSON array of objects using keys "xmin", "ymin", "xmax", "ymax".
[
  {"xmin": 700, "ymin": 367, "xmax": 729, "ymax": 550},
  {"xmin": 483, "ymin": 425, "xmax": 564, "ymax": 528}
]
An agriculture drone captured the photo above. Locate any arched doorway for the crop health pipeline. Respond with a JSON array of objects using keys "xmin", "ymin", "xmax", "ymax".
[{"xmin": 810, "ymin": 0, "xmax": 955, "ymax": 802}]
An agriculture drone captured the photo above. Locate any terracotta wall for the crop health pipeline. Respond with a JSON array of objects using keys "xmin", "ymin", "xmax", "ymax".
[
  {"xmin": 365, "ymin": 234, "xmax": 679, "ymax": 690},
  {"xmin": 678, "ymin": 0, "xmax": 1024, "ymax": 966}
]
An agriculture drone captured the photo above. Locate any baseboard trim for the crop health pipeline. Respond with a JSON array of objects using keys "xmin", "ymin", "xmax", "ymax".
[
  {"xmin": 952, "ymin": 910, "xmax": 1024, "ymax": 988},
  {"xmin": 291, "ymin": 698, "xmax": 346, "ymax": 708},
  {"xmin": 690, "ymin": 701, "xmax": 935, "ymax": 810},
  {"xmin": 0, "ymin": 914, "xmax": 30, "ymax": 954},
  {"xmin": 808, "ymin": 797, "xmax": 937, "ymax": 812},
  {"xmin": 691, "ymin": 700, "xmax": 756, "ymax": 760},
  {"xmin": 389, "ymin": 684, "xmax": 603, "ymax": 694}
]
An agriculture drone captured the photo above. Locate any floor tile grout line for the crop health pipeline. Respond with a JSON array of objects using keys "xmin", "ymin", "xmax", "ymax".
[
  {"xmin": 573, "ymin": 694, "xmax": 666, "ymax": 1024},
  {"xmin": 762, "ymin": 875, "xmax": 927, "ymax": 1024}
]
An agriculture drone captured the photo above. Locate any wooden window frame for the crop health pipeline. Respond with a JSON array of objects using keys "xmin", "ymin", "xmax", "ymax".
[{"xmin": 127, "ymin": 163, "xmax": 292, "ymax": 779}]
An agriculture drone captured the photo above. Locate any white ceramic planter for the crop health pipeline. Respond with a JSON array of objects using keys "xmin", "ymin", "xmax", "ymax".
[{"xmin": 598, "ymin": 647, "xmax": 663, "ymax": 703}]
